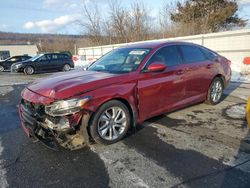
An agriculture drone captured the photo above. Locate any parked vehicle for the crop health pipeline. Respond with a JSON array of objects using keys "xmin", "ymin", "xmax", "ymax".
[
  {"xmin": 18, "ymin": 41, "xmax": 231, "ymax": 150},
  {"xmin": 11, "ymin": 53, "xmax": 74, "ymax": 75},
  {"xmin": 247, "ymin": 97, "xmax": 250, "ymax": 128},
  {"xmin": 0, "ymin": 55, "xmax": 31, "ymax": 71}
]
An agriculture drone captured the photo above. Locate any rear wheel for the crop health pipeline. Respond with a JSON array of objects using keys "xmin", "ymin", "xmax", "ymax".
[
  {"xmin": 205, "ymin": 77, "xmax": 224, "ymax": 105},
  {"xmin": 24, "ymin": 66, "xmax": 34, "ymax": 75},
  {"xmin": 62, "ymin": 64, "xmax": 71, "ymax": 71},
  {"xmin": 89, "ymin": 100, "xmax": 131, "ymax": 145},
  {"xmin": 0, "ymin": 65, "xmax": 4, "ymax": 72}
]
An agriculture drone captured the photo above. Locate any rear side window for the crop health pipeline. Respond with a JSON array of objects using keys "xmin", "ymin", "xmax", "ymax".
[
  {"xmin": 59, "ymin": 54, "xmax": 69, "ymax": 59},
  {"xmin": 148, "ymin": 46, "xmax": 181, "ymax": 67},
  {"xmin": 52, "ymin": 54, "xmax": 59, "ymax": 60},
  {"xmin": 201, "ymin": 48, "xmax": 217, "ymax": 60},
  {"xmin": 179, "ymin": 45, "xmax": 207, "ymax": 63}
]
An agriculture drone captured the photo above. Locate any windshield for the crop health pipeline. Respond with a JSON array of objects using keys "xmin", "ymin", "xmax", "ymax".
[
  {"xmin": 88, "ymin": 48, "xmax": 151, "ymax": 73},
  {"xmin": 29, "ymin": 54, "xmax": 43, "ymax": 62}
]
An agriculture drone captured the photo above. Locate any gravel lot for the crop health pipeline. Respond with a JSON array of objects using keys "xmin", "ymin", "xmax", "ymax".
[{"xmin": 0, "ymin": 71, "xmax": 250, "ymax": 188}]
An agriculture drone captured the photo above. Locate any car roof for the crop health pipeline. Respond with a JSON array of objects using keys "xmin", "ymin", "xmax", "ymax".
[
  {"xmin": 42, "ymin": 52, "xmax": 69, "ymax": 56},
  {"xmin": 12, "ymin": 55, "xmax": 31, "ymax": 57},
  {"xmin": 121, "ymin": 41, "xmax": 199, "ymax": 50}
]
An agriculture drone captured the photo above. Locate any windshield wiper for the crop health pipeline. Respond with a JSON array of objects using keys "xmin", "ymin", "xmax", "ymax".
[{"xmin": 92, "ymin": 69, "xmax": 112, "ymax": 73}]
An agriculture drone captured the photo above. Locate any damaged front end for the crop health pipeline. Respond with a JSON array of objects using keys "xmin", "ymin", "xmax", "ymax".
[{"xmin": 18, "ymin": 93, "xmax": 91, "ymax": 151}]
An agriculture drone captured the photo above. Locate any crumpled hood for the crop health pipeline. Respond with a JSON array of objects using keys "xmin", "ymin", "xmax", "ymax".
[{"xmin": 27, "ymin": 70, "xmax": 125, "ymax": 99}]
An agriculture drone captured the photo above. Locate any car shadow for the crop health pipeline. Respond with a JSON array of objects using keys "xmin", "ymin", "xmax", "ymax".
[{"xmin": 121, "ymin": 81, "xmax": 249, "ymax": 187}]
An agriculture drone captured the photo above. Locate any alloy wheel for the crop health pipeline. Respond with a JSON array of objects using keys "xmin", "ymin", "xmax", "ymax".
[
  {"xmin": 210, "ymin": 80, "xmax": 223, "ymax": 103},
  {"xmin": 97, "ymin": 107, "xmax": 127, "ymax": 141}
]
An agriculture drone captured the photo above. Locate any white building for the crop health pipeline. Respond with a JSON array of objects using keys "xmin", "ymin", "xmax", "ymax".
[
  {"xmin": 78, "ymin": 29, "xmax": 250, "ymax": 64},
  {"xmin": 0, "ymin": 44, "xmax": 38, "ymax": 60}
]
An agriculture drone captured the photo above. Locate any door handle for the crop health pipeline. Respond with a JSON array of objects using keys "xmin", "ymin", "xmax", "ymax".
[
  {"xmin": 176, "ymin": 70, "xmax": 185, "ymax": 75},
  {"xmin": 207, "ymin": 64, "xmax": 212, "ymax": 69}
]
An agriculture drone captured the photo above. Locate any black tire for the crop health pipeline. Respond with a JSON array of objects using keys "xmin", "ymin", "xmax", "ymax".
[
  {"xmin": 62, "ymin": 64, "xmax": 71, "ymax": 71},
  {"xmin": 0, "ymin": 65, "xmax": 4, "ymax": 72},
  {"xmin": 89, "ymin": 100, "xmax": 131, "ymax": 145},
  {"xmin": 205, "ymin": 77, "xmax": 224, "ymax": 105},
  {"xmin": 24, "ymin": 66, "xmax": 35, "ymax": 75}
]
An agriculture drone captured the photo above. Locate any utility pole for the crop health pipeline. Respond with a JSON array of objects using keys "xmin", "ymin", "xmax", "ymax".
[{"xmin": 74, "ymin": 43, "xmax": 77, "ymax": 55}]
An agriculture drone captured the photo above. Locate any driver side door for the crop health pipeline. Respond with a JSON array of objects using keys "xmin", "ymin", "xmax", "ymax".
[
  {"xmin": 137, "ymin": 45, "xmax": 186, "ymax": 120},
  {"xmin": 36, "ymin": 54, "xmax": 52, "ymax": 71}
]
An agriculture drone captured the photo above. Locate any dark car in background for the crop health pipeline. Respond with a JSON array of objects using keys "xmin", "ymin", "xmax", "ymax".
[
  {"xmin": 0, "ymin": 55, "xmax": 31, "ymax": 71},
  {"xmin": 11, "ymin": 53, "xmax": 74, "ymax": 75}
]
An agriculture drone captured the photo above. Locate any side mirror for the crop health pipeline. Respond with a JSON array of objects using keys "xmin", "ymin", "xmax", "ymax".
[{"xmin": 145, "ymin": 63, "xmax": 166, "ymax": 73}]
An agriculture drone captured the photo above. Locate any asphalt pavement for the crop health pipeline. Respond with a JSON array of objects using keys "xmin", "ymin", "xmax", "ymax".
[{"xmin": 0, "ymin": 71, "xmax": 250, "ymax": 188}]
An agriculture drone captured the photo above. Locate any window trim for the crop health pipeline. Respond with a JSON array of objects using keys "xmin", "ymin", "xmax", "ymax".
[
  {"xmin": 177, "ymin": 44, "xmax": 208, "ymax": 64},
  {"xmin": 141, "ymin": 44, "xmax": 183, "ymax": 72},
  {"xmin": 199, "ymin": 47, "xmax": 218, "ymax": 61}
]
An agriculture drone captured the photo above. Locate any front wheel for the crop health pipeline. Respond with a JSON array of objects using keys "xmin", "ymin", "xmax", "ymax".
[
  {"xmin": 24, "ymin": 66, "xmax": 34, "ymax": 75},
  {"xmin": 205, "ymin": 77, "xmax": 224, "ymax": 105},
  {"xmin": 89, "ymin": 100, "xmax": 131, "ymax": 145}
]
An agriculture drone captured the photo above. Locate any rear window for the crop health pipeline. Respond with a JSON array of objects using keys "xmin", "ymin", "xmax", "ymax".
[{"xmin": 179, "ymin": 45, "xmax": 207, "ymax": 63}]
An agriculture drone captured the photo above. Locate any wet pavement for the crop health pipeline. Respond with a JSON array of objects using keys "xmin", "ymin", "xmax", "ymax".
[{"xmin": 0, "ymin": 71, "xmax": 250, "ymax": 188}]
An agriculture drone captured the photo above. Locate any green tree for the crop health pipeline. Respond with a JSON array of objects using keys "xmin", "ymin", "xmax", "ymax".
[{"xmin": 170, "ymin": 0, "xmax": 247, "ymax": 34}]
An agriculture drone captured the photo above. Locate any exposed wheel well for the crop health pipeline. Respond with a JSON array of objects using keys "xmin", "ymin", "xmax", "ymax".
[
  {"xmin": 214, "ymin": 74, "xmax": 225, "ymax": 87},
  {"xmin": 89, "ymin": 98, "xmax": 135, "ymax": 129}
]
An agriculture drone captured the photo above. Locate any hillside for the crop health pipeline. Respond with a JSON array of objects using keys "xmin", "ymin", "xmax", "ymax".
[{"xmin": 0, "ymin": 31, "xmax": 89, "ymax": 53}]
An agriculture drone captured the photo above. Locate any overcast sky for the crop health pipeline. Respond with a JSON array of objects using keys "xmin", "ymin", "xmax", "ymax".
[{"xmin": 0, "ymin": 0, "xmax": 250, "ymax": 34}]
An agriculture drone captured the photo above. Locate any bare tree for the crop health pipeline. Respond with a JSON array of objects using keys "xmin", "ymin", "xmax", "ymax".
[
  {"xmin": 79, "ymin": 2, "xmax": 103, "ymax": 45},
  {"xmin": 129, "ymin": 2, "xmax": 151, "ymax": 41},
  {"xmin": 108, "ymin": 0, "xmax": 130, "ymax": 43}
]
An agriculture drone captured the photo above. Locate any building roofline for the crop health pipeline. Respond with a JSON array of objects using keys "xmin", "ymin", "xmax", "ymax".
[{"xmin": 0, "ymin": 44, "xmax": 37, "ymax": 46}]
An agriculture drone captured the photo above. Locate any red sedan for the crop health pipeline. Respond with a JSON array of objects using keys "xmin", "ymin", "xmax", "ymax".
[{"xmin": 18, "ymin": 41, "xmax": 231, "ymax": 150}]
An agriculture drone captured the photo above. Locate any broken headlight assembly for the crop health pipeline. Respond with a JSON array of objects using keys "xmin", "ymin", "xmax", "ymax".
[{"xmin": 45, "ymin": 97, "xmax": 91, "ymax": 116}]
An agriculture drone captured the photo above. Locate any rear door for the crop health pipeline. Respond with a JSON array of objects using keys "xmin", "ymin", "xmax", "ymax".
[
  {"xmin": 137, "ymin": 45, "xmax": 186, "ymax": 120},
  {"xmin": 51, "ymin": 54, "xmax": 62, "ymax": 70},
  {"xmin": 177, "ymin": 45, "xmax": 214, "ymax": 102}
]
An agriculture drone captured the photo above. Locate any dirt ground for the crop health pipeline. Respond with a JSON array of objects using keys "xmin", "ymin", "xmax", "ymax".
[{"xmin": 0, "ymin": 71, "xmax": 250, "ymax": 188}]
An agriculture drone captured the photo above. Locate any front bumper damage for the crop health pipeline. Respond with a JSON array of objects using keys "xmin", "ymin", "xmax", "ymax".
[{"xmin": 18, "ymin": 99, "xmax": 91, "ymax": 151}]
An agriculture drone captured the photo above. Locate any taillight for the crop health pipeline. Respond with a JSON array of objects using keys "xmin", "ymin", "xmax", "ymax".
[
  {"xmin": 72, "ymin": 56, "xmax": 78, "ymax": 63},
  {"xmin": 227, "ymin": 60, "xmax": 232, "ymax": 66}
]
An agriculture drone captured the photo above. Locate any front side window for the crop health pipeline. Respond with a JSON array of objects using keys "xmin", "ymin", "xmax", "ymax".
[
  {"xmin": 147, "ymin": 46, "xmax": 181, "ymax": 67},
  {"xmin": 179, "ymin": 45, "xmax": 207, "ymax": 63},
  {"xmin": 88, "ymin": 48, "xmax": 151, "ymax": 73},
  {"xmin": 21, "ymin": 56, "xmax": 30, "ymax": 61},
  {"xmin": 30, "ymin": 54, "xmax": 43, "ymax": 62},
  {"xmin": 38, "ymin": 54, "xmax": 51, "ymax": 61}
]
